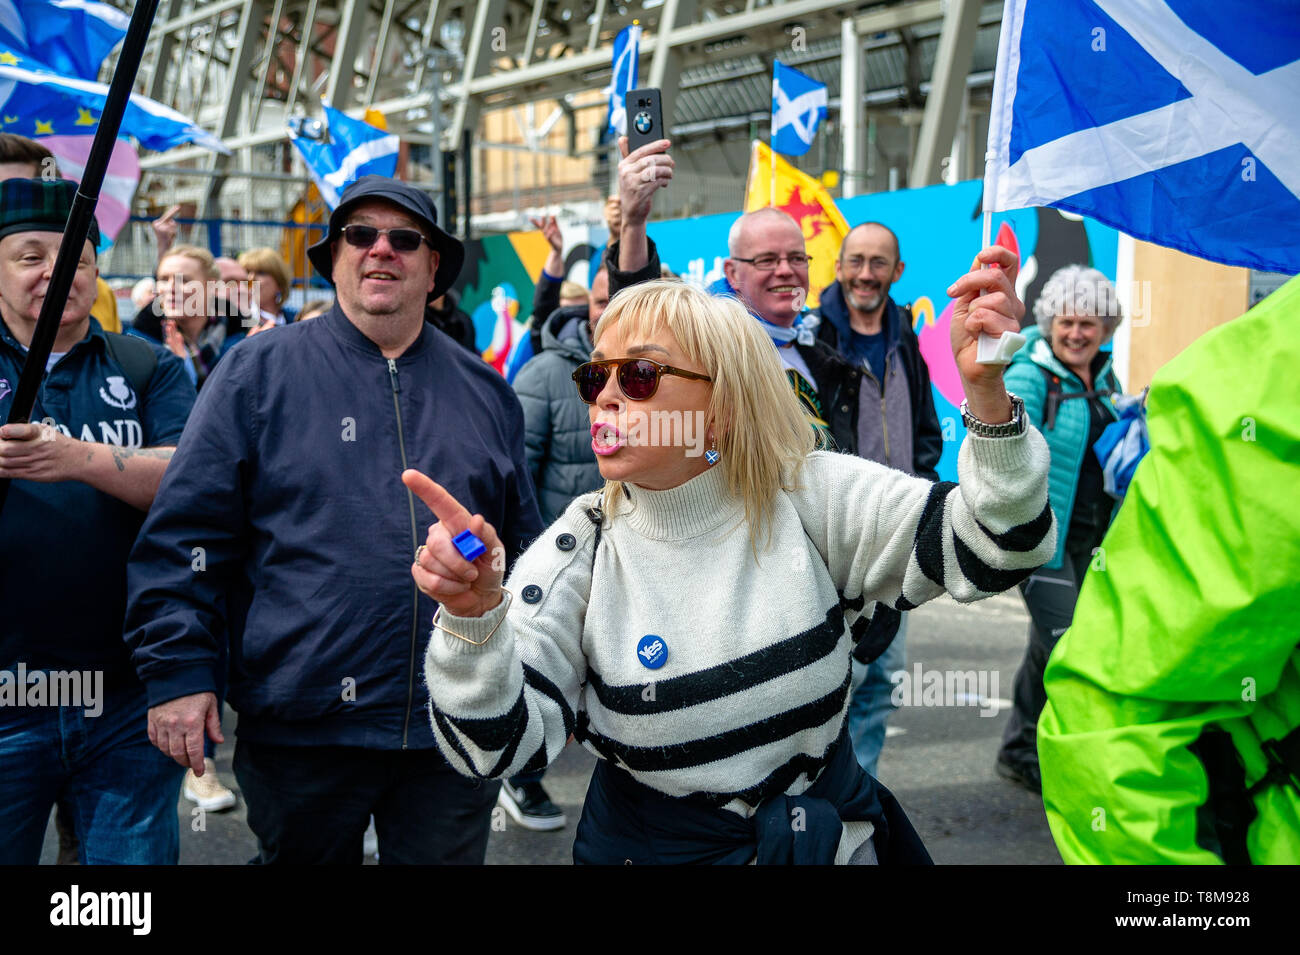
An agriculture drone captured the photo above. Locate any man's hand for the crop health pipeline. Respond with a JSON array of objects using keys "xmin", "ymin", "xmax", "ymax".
[
  {"xmin": 529, "ymin": 215, "xmax": 563, "ymax": 254},
  {"xmin": 151, "ymin": 204, "xmax": 180, "ymax": 259},
  {"xmin": 162, "ymin": 318, "xmax": 187, "ymax": 357},
  {"xmin": 530, "ymin": 214, "xmax": 565, "ymax": 278},
  {"xmin": 402, "ymin": 469, "xmax": 506, "ymax": 619},
  {"xmin": 604, "ymin": 196, "xmax": 622, "ymax": 236},
  {"xmin": 148, "ymin": 692, "xmax": 223, "ymax": 773},
  {"xmin": 0, "ymin": 422, "xmax": 78, "ymax": 482},
  {"xmin": 617, "ymin": 137, "xmax": 674, "ymax": 227},
  {"xmin": 947, "ymin": 246, "xmax": 1024, "ymax": 423}
]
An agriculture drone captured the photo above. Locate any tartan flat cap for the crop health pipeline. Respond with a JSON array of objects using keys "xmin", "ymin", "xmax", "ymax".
[{"xmin": 0, "ymin": 178, "xmax": 101, "ymax": 251}]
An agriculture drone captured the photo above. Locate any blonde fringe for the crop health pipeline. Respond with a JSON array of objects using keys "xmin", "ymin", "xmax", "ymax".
[{"xmin": 593, "ymin": 280, "xmax": 816, "ymax": 549}]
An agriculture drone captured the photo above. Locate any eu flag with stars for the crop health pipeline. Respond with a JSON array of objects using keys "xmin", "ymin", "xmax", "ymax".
[
  {"xmin": 984, "ymin": 0, "xmax": 1300, "ymax": 275},
  {"xmin": 0, "ymin": 42, "xmax": 227, "ymax": 152}
]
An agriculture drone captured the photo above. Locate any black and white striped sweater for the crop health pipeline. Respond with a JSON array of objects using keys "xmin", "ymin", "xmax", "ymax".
[{"xmin": 424, "ymin": 428, "xmax": 1055, "ymax": 816}]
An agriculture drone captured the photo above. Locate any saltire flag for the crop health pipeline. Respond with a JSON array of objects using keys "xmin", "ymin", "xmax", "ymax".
[
  {"xmin": 38, "ymin": 134, "xmax": 139, "ymax": 243},
  {"xmin": 289, "ymin": 104, "xmax": 399, "ymax": 209},
  {"xmin": 770, "ymin": 61, "xmax": 827, "ymax": 157},
  {"xmin": 984, "ymin": 0, "xmax": 1300, "ymax": 275},
  {"xmin": 604, "ymin": 22, "xmax": 641, "ymax": 137},
  {"xmin": 744, "ymin": 140, "xmax": 847, "ymax": 309},
  {"xmin": 0, "ymin": 0, "xmax": 127, "ymax": 81},
  {"xmin": 0, "ymin": 43, "xmax": 228, "ymax": 152}
]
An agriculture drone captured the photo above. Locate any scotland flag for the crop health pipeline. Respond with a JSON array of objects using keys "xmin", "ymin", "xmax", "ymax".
[
  {"xmin": 984, "ymin": 0, "xmax": 1300, "ymax": 275},
  {"xmin": 288, "ymin": 105, "xmax": 399, "ymax": 209},
  {"xmin": 771, "ymin": 62, "xmax": 826, "ymax": 157},
  {"xmin": 604, "ymin": 23, "xmax": 641, "ymax": 137},
  {"xmin": 0, "ymin": 0, "xmax": 128, "ymax": 81}
]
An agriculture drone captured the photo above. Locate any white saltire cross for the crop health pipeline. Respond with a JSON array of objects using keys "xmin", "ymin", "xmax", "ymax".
[
  {"xmin": 771, "ymin": 80, "xmax": 827, "ymax": 147},
  {"xmin": 997, "ymin": 0, "xmax": 1300, "ymax": 209}
]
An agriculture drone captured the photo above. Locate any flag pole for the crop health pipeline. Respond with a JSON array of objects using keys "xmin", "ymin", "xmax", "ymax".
[
  {"xmin": 770, "ymin": 143, "xmax": 776, "ymax": 206},
  {"xmin": 0, "ymin": 0, "xmax": 165, "ymax": 518}
]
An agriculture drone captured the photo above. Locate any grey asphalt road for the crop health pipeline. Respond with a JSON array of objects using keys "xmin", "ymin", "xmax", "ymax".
[{"xmin": 41, "ymin": 590, "xmax": 1059, "ymax": 865}]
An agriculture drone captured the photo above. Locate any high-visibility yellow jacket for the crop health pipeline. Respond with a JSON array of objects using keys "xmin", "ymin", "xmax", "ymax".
[{"xmin": 1039, "ymin": 275, "xmax": 1300, "ymax": 864}]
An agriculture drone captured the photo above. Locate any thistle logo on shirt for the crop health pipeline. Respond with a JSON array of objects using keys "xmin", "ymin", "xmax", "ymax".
[
  {"xmin": 0, "ymin": 377, "xmax": 10, "ymax": 401},
  {"xmin": 99, "ymin": 376, "xmax": 137, "ymax": 411}
]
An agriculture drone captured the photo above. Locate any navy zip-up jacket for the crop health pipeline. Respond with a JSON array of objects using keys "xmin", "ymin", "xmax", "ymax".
[
  {"xmin": 0, "ymin": 317, "xmax": 194, "ymax": 684},
  {"xmin": 124, "ymin": 304, "xmax": 543, "ymax": 749}
]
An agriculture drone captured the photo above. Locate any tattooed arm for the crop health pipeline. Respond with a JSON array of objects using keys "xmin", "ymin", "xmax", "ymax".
[{"xmin": 0, "ymin": 422, "xmax": 175, "ymax": 511}]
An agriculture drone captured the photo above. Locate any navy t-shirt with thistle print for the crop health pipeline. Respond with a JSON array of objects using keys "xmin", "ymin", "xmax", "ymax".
[{"xmin": 0, "ymin": 317, "xmax": 195, "ymax": 685}]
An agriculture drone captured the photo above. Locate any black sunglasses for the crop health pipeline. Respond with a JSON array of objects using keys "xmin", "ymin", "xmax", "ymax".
[
  {"xmin": 339, "ymin": 225, "xmax": 432, "ymax": 253},
  {"xmin": 571, "ymin": 358, "xmax": 712, "ymax": 403}
]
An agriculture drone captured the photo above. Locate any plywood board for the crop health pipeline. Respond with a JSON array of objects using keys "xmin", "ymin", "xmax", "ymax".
[{"xmin": 1127, "ymin": 240, "xmax": 1250, "ymax": 391}]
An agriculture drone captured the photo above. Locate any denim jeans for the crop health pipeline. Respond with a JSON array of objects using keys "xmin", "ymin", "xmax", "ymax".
[
  {"xmin": 233, "ymin": 739, "xmax": 501, "ymax": 864},
  {"xmin": 0, "ymin": 671, "xmax": 184, "ymax": 864},
  {"xmin": 846, "ymin": 614, "xmax": 908, "ymax": 779}
]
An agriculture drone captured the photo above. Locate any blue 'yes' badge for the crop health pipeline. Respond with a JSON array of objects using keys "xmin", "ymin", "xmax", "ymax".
[{"xmin": 636, "ymin": 634, "xmax": 667, "ymax": 670}]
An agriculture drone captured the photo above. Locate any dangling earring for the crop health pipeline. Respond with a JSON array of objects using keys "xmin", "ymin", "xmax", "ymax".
[{"xmin": 704, "ymin": 434, "xmax": 719, "ymax": 466}]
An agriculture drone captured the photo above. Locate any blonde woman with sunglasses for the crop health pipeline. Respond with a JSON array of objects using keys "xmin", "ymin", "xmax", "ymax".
[{"xmin": 406, "ymin": 254, "xmax": 1054, "ymax": 865}]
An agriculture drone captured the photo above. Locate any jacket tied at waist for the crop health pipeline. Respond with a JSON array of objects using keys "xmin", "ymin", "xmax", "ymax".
[{"xmin": 572, "ymin": 729, "xmax": 933, "ymax": 865}]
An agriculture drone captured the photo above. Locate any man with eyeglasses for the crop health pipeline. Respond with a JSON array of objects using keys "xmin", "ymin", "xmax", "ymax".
[
  {"xmin": 811, "ymin": 221, "xmax": 943, "ymax": 779},
  {"xmin": 124, "ymin": 176, "xmax": 543, "ymax": 864},
  {"xmin": 603, "ymin": 138, "xmax": 861, "ymax": 454}
]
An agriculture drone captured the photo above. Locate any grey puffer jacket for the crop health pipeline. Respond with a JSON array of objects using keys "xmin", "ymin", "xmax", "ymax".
[{"xmin": 513, "ymin": 305, "xmax": 604, "ymax": 525}]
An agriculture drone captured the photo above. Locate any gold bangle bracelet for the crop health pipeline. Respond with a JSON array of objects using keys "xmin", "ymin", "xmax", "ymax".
[{"xmin": 433, "ymin": 590, "xmax": 513, "ymax": 646}]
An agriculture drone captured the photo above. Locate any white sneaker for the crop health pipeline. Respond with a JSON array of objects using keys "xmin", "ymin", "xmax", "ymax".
[
  {"xmin": 183, "ymin": 758, "xmax": 237, "ymax": 812},
  {"xmin": 363, "ymin": 816, "xmax": 379, "ymax": 859},
  {"xmin": 497, "ymin": 779, "xmax": 566, "ymax": 831}
]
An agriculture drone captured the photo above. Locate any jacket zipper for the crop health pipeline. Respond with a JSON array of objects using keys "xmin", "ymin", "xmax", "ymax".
[
  {"xmin": 388, "ymin": 357, "xmax": 419, "ymax": 750},
  {"xmin": 880, "ymin": 355, "xmax": 892, "ymax": 466}
]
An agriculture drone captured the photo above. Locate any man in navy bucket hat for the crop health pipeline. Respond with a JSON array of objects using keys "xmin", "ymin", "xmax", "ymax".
[
  {"xmin": 126, "ymin": 174, "xmax": 543, "ymax": 864},
  {"xmin": 308, "ymin": 175, "xmax": 465, "ymax": 303}
]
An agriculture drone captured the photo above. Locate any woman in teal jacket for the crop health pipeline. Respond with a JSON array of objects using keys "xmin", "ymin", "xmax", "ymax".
[{"xmin": 995, "ymin": 265, "xmax": 1124, "ymax": 792}]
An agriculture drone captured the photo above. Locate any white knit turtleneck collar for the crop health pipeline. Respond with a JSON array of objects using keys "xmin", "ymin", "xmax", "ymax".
[{"xmin": 620, "ymin": 465, "xmax": 742, "ymax": 541}]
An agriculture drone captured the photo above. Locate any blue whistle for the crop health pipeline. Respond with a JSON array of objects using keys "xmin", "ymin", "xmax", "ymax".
[{"xmin": 452, "ymin": 530, "xmax": 486, "ymax": 562}]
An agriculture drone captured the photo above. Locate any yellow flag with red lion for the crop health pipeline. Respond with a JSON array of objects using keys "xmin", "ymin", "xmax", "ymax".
[{"xmin": 743, "ymin": 140, "xmax": 848, "ymax": 309}]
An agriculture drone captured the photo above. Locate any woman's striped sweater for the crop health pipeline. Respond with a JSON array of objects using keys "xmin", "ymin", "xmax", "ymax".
[{"xmin": 424, "ymin": 427, "xmax": 1056, "ymax": 816}]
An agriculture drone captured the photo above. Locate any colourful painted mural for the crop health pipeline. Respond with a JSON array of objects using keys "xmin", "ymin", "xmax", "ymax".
[{"xmin": 448, "ymin": 180, "xmax": 1120, "ymax": 482}]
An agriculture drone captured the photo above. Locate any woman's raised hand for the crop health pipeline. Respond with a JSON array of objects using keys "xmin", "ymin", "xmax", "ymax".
[
  {"xmin": 402, "ymin": 469, "xmax": 506, "ymax": 618},
  {"xmin": 946, "ymin": 245, "xmax": 1025, "ymax": 421}
]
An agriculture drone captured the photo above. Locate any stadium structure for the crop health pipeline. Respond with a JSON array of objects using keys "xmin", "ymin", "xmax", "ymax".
[{"xmin": 99, "ymin": 0, "xmax": 1002, "ymax": 285}]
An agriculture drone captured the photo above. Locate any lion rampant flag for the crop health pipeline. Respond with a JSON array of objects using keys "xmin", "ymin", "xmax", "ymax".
[{"xmin": 743, "ymin": 140, "xmax": 848, "ymax": 309}]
